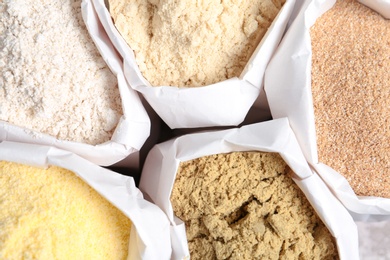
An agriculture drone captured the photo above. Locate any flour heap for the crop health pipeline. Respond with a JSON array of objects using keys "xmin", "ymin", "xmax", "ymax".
[
  {"xmin": 109, "ymin": 0, "xmax": 285, "ymax": 87},
  {"xmin": 311, "ymin": 0, "xmax": 390, "ymax": 198},
  {"xmin": 171, "ymin": 152, "xmax": 338, "ymax": 259},
  {"xmin": 0, "ymin": 0, "xmax": 122, "ymax": 145},
  {"xmin": 0, "ymin": 161, "xmax": 132, "ymax": 259}
]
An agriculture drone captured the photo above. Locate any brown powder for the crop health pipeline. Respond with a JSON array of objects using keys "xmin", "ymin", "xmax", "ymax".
[
  {"xmin": 109, "ymin": 0, "xmax": 285, "ymax": 87},
  {"xmin": 310, "ymin": 0, "xmax": 390, "ymax": 197},
  {"xmin": 171, "ymin": 152, "xmax": 338, "ymax": 260}
]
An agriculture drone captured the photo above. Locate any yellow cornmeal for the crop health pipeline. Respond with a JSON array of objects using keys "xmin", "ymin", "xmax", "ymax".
[
  {"xmin": 0, "ymin": 161, "xmax": 131, "ymax": 260},
  {"xmin": 171, "ymin": 152, "xmax": 338, "ymax": 259}
]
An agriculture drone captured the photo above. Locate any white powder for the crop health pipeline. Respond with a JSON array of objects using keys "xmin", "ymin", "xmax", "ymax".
[{"xmin": 0, "ymin": 0, "xmax": 122, "ymax": 145}]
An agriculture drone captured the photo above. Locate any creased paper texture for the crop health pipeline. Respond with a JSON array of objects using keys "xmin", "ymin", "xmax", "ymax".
[{"xmin": 90, "ymin": 0, "xmax": 295, "ymax": 128}]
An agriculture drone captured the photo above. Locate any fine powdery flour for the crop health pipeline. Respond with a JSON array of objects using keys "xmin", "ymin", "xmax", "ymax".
[
  {"xmin": 0, "ymin": 0, "xmax": 122, "ymax": 145},
  {"xmin": 109, "ymin": 0, "xmax": 285, "ymax": 87}
]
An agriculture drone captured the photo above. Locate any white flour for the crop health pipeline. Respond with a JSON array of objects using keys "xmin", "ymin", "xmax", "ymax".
[{"xmin": 0, "ymin": 0, "xmax": 122, "ymax": 145}]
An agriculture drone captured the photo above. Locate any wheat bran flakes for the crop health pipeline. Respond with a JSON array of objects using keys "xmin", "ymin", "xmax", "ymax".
[{"xmin": 311, "ymin": 0, "xmax": 390, "ymax": 197}]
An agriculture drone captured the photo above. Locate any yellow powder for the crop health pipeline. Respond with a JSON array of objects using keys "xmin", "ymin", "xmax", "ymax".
[
  {"xmin": 0, "ymin": 161, "xmax": 131, "ymax": 260},
  {"xmin": 310, "ymin": 0, "xmax": 390, "ymax": 197},
  {"xmin": 171, "ymin": 152, "xmax": 338, "ymax": 259},
  {"xmin": 109, "ymin": 0, "xmax": 285, "ymax": 87}
]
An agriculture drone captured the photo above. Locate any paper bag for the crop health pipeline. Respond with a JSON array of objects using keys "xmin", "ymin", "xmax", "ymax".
[
  {"xmin": 265, "ymin": 0, "xmax": 390, "ymax": 220},
  {"xmin": 359, "ymin": 0, "xmax": 390, "ymax": 18},
  {"xmin": 0, "ymin": 1, "xmax": 151, "ymax": 167},
  {"xmin": 0, "ymin": 141, "xmax": 172, "ymax": 260},
  {"xmin": 89, "ymin": 0, "xmax": 296, "ymax": 128},
  {"xmin": 139, "ymin": 118, "xmax": 359, "ymax": 260}
]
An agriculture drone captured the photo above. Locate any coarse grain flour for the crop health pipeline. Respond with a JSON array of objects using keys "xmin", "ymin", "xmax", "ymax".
[
  {"xmin": 311, "ymin": 0, "xmax": 390, "ymax": 198},
  {"xmin": 0, "ymin": 161, "xmax": 131, "ymax": 259},
  {"xmin": 109, "ymin": 0, "xmax": 285, "ymax": 87},
  {"xmin": 0, "ymin": 0, "xmax": 122, "ymax": 145},
  {"xmin": 171, "ymin": 152, "xmax": 338, "ymax": 259}
]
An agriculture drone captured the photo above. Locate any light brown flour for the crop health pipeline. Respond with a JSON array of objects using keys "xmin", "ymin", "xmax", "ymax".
[
  {"xmin": 109, "ymin": 0, "xmax": 285, "ymax": 87},
  {"xmin": 171, "ymin": 152, "xmax": 338, "ymax": 260},
  {"xmin": 311, "ymin": 0, "xmax": 390, "ymax": 197}
]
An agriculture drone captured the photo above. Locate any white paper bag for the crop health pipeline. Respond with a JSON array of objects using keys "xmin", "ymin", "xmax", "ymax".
[
  {"xmin": 89, "ymin": 0, "xmax": 296, "ymax": 129},
  {"xmin": 0, "ymin": 141, "xmax": 172, "ymax": 260},
  {"xmin": 139, "ymin": 118, "xmax": 359, "ymax": 260},
  {"xmin": 0, "ymin": 1, "xmax": 151, "ymax": 167},
  {"xmin": 265, "ymin": 0, "xmax": 390, "ymax": 220},
  {"xmin": 359, "ymin": 0, "xmax": 390, "ymax": 18}
]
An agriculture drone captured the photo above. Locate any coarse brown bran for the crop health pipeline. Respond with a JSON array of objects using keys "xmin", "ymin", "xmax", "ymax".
[
  {"xmin": 171, "ymin": 152, "xmax": 338, "ymax": 260},
  {"xmin": 109, "ymin": 0, "xmax": 285, "ymax": 87},
  {"xmin": 310, "ymin": 0, "xmax": 390, "ymax": 197}
]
